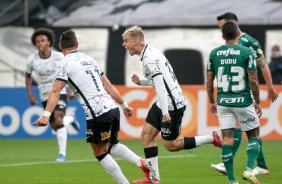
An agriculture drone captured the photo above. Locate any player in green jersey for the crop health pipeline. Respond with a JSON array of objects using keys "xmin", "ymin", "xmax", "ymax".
[
  {"xmin": 207, "ymin": 21, "xmax": 261, "ymax": 184},
  {"xmin": 210, "ymin": 12, "xmax": 277, "ymax": 176}
]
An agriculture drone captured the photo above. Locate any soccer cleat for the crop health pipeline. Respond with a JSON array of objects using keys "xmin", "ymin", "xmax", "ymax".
[
  {"xmin": 252, "ymin": 166, "xmax": 269, "ymax": 175},
  {"xmin": 70, "ymin": 112, "xmax": 80, "ymax": 131},
  {"xmin": 56, "ymin": 154, "xmax": 66, "ymax": 162},
  {"xmin": 134, "ymin": 159, "xmax": 159, "ymax": 183},
  {"xmin": 211, "ymin": 162, "xmax": 227, "ymax": 175},
  {"xmin": 242, "ymin": 170, "xmax": 260, "ymax": 184},
  {"xmin": 212, "ymin": 130, "xmax": 222, "ymax": 147},
  {"xmin": 139, "ymin": 159, "xmax": 157, "ymax": 182},
  {"xmin": 133, "ymin": 177, "xmax": 160, "ymax": 184}
]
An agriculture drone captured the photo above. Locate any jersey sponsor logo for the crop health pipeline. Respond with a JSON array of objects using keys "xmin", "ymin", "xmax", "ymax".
[
  {"xmin": 216, "ymin": 48, "xmax": 240, "ymax": 56},
  {"xmin": 240, "ymin": 117, "xmax": 256, "ymax": 125},
  {"xmin": 101, "ymin": 131, "xmax": 111, "ymax": 140},
  {"xmin": 219, "ymin": 97, "xmax": 244, "ymax": 103},
  {"xmin": 220, "ymin": 59, "xmax": 237, "ymax": 64},
  {"xmin": 161, "ymin": 127, "xmax": 171, "ymax": 135}
]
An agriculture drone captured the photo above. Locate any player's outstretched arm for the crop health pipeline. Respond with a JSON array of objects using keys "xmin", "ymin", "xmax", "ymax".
[
  {"xmin": 101, "ymin": 74, "xmax": 133, "ymax": 119},
  {"xmin": 206, "ymin": 71, "xmax": 217, "ymax": 116},
  {"xmin": 257, "ymin": 56, "xmax": 278, "ymax": 102},
  {"xmin": 25, "ymin": 73, "xmax": 38, "ymax": 105},
  {"xmin": 33, "ymin": 80, "xmax": 66, "ymax": 126}
]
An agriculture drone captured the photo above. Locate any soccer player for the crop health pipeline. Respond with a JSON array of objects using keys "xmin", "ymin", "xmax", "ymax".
[
  {"xmin": 210, "ymin": 12, "xmax": 278, "ymax": 176},
  {"xmin": 206, "ymin": 20, "xmax": 261, "ymax": 184},
  {"xmin": 33, "ymin": 30, "xmax": 156, "ymax": 184},
  {"xmin": 122, "ymin": 26, "xmax": 222, "ymax": 183},
  {"xmin": 25, "ymin": 28, "xmax": 80, "ymax": 162}
]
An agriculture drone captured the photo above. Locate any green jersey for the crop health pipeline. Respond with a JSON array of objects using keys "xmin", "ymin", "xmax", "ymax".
[
  {"xmin": 207, "ymin": 44, "xmax": 257, "ymax": 107},
  {"xmin": 238, "ymin": 33, "xmax": 263, "ymax": 59}
]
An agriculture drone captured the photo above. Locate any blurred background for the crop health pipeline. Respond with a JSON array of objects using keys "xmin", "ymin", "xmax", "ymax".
[{"xmin": 1, "ymin": 0, "xmax": 282, "ymax": 140}]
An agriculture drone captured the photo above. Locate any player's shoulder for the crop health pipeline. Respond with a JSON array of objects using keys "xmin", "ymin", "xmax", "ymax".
[
  {"xmin": 27, "ymin": 52, "xmax": 38, "ymax": 60},
  {"xmin": 144, "ymin": 45, "xmax": 164, "ymax": 60},
  {"xmin": 51, "ymin": 50, "xmax": 64, "ymax": 58},
  {"xmin": 210, "ymin": 45, "xmax": 225, "ymax": 54},
  {"xmin": 239, "ymin": 33, "xmax": 261, "ymax": 46}
]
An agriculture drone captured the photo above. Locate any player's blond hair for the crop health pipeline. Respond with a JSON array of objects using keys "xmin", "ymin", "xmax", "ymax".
[{"xmin": 122, "ymin": 26, "xmax": 144, "ymax": 41}]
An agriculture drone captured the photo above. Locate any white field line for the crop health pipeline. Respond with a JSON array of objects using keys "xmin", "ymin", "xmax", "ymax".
[{"xmin": 0, "ymin": 154, "xmax": 196, "ymax": 167}]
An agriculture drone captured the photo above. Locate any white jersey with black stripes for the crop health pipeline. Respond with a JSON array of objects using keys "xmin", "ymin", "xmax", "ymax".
[
  {"xmin": 56, "ymin": 51, "xmax": 118, "ymax": 120},
  {"xmin": 139, "ymin": 45, "xmax": 186, "ymax": 113},
  {"xmin": 26, "ymin": 50, "xmax": 67, "ymax": 102}
]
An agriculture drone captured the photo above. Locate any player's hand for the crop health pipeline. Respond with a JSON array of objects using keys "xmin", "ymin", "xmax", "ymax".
[
  {"xmin": 32, "ymin": 116, "xmax": 49, "ymax": 126},
  {"xmin": 131, "ymin": 74, "xmax": 141, "ymax": 85},
  {"xmin": 254, "ymin": 103, "xmax": 262, "ymax": 118},
  {"xmin": 210, "ymin": 103, "xmax": 218, "ymax": 116},
  {"xmin": 268, "ymin": 88, "xmax": 278, "ymax": 102},
  {"xmin": 123, "ymin": 106, "xmax": 133, "ymax": 119},
  {"xmin": 29, "ymin": 94, "xmax": 38, "ymax": 105},
  {"xmin": 162, "ymin": 114, "xmax": 171, "ymax": 123}
]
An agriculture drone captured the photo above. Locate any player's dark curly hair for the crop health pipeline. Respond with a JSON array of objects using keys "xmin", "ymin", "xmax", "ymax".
[
  {"xmin": 217, "ymin": 12, "xmax": 238, "ymax": 22},
  {"xmin": 31, "ymin": 28, "xmax": 55, "ymax": 47}
]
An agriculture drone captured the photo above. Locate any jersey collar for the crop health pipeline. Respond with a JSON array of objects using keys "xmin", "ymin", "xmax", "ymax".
[{"xmin": 140, "ymin": 44, "xmax": 148, "ymax": 61}]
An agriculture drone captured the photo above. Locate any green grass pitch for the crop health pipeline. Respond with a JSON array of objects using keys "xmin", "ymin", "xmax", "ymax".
[{"xmin": 0, "ymin": 139, "xmax": 281, "ymax": 184}]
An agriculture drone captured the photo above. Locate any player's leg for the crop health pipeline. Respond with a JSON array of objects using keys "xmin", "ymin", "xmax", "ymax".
[
  {"xmin": 253, "ymin": 127, "xmax": 269, "ymax": 175},
  {"xmin": 161, "ymin": 106, "xmax": 222, "ymax": 152},
  {"xmin": 232, "ymin": 127, "xmax": 242, "ymax": 156},
  {"xmin": 133, "ymin": 122, "xmax": 160, "ymax": 184},
  {"xmin": 108, "ymin": 108, "xmax": 156, "ymax": 182},
  {"xmin": 87, "ymin": 111, "xmax": 129, "ymax": 184},
  {"xmin": 91, "ymin": 142, "xmax": 129, "ymax": 184},
  {"xmin": 217, "ymin": 105, "xmax": 238, "ymax": 184},
  {"xmin": 134, "ymin": 103, "xmax": 161, "ymax": 183},
  {"xmin": 53, "ymin": 109, "xmax": 67, "ymax": 162},
  {"xmin": 43, "ymin": 97, "xmax": 67, "ymax": 162},
  {"xmin": 54, "ymin": 95, "xmax": 68, "ymax": 161},
  {"xmin": 211, "ymin": 125, "xmax": 241, "ymax": 175},
  {"xmin": 236, "ymin": 105, "xmax": 260, "ymax": 183},
  {"xmin": 63, "ymin": 112, "xmax": 80, "ymax": 131}
]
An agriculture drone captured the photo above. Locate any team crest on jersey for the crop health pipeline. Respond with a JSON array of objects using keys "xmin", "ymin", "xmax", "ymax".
[{"xmin": 257, "ymin": 48, "xmax": 263, "ymax": 55}]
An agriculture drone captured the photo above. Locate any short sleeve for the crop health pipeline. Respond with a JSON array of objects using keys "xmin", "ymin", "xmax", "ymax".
[
  {"xmin": 251, "ymin": 40, "xmax": 263, "ymax": 59},
  {"xmin": 206, "ymin": 52, "xmax": 215, "ymax": 72},
  {"xmin": 247, "ymin": 50, "xmax": 257, "ymax": 71},
  {"xmin": 26, "ymin": 55, "xmax": 33, "ymax": 74},
  {"xmin": 56, "ymin": 59, "xmax": 70, "ymax": 82}
]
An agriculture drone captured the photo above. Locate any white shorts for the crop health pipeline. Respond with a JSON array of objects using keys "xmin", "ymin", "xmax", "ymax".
[{"xmin": 217, "ymin": 104, "xmax": 260, "ymax": 132}]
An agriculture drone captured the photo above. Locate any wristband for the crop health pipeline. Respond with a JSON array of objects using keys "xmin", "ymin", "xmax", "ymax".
[
  {"xmin": 120, "ymin": 102, "xmax": 128, "ymax": 109},
  {"xmin": 43, "ymin": 111, "xmax": 51, "ymax": 118}
]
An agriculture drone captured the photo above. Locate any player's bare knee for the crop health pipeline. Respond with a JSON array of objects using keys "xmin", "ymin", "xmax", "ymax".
[{"xmin": 163, "ymin": 141, "xmax": 178, "ymax": 152}]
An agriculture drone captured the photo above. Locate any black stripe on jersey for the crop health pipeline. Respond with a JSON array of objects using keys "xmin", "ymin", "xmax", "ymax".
[
  {"xmin": 140, "ymin": 45, "xmax": 148, "ymax": 61},
  {"xmin": 163, "ymin": 79, "xmax": 177, "ymax": 111},
  {"xmin": 68, "ymin": 78, "xmax": 96, "ymax": 118},
  {"xmin": 152, "ymin": 73, "xmax": 162, "ymax": 78},
  {"xmin": 56, "ymin": 78, "xmax": 68, "ymax": 83}
]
